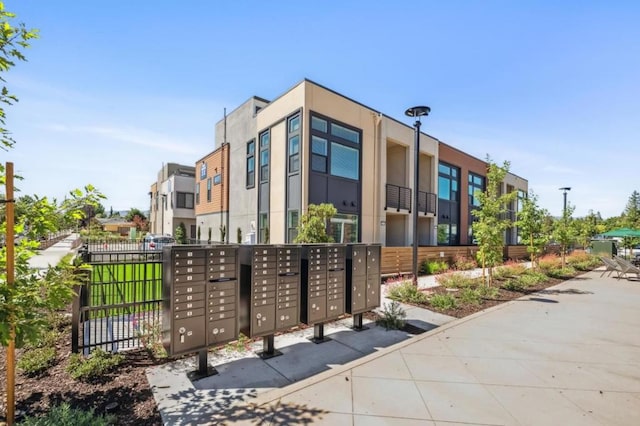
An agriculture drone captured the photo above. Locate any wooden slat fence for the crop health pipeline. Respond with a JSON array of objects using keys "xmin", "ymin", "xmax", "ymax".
[{"xmin": 381, "ymin": 245, "xmax": 530, "ymax": 276}]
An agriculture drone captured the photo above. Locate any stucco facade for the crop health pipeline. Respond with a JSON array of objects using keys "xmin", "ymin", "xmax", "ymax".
[{"xmin": 148, "ymin": 163, "xmax": 196, "ymax": 238}]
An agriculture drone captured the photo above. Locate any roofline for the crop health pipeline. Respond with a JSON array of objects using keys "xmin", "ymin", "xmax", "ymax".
[
  {"xmin": 195, "ymin": 142, "xmax": 228, "ymax": 164},
  {"xmin": 439, "ymin": 141, "xmax": 528, "ymax": 182},
  {"xmin": 215, "ymin": 96, "xmax": 271, "ymax": 126}
]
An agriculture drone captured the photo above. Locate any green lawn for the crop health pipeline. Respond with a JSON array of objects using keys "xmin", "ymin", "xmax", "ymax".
[{"xmin": 88, "ymin": 262, "xmax": 163, "ymax": 315}]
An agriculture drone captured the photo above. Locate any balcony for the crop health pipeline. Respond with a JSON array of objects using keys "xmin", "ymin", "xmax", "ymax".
[
  {"xmin": 418, "ymin": 191, "xmax": 437, "ymax": 215},
  {"xmin": 385, "ymin": 183, "xmax": 411, "ymax": 212}
]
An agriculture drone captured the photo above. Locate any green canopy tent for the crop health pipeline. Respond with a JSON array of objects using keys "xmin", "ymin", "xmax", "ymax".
[
  {"xmin": 599, "ymin": 228, "xmax": 640, "ymax": 259},
  {"xmin": 600, "ymin": 228, "xmax": 640, "ymax": 238}
]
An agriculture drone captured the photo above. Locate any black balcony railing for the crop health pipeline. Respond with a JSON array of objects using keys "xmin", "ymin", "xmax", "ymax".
[
  {"xmin": 418, "ymin": 191, "xmax": 437, "ymax": 215},
  {"xmin": 385, "ymin": 183, "xmax": 412, "ymax": 211}
]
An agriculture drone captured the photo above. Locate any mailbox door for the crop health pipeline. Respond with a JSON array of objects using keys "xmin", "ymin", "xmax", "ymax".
[
  {"xmin": 366, "ymin": 277, "xmax": 380, "ymax": 309},
  {"xmin": 251, "ymin": 305, "xmax": 276, "ymax": 335},
  {"xmin": 173, "ymin": 317, "xmax": 206, "ymax": 354},
  {"xmin": 207, "ymin": 318, "xmax": 236, "ymax": 345},
  {"xmin": 351, "ymin": 277, "xmax": 366, "ymax": 312}
]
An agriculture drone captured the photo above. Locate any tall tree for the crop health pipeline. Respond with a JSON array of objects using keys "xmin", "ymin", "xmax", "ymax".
[
  {"xmin": 622, "ymin": 190, "xmax": 640, "ymax": 229},
  {"xmin": 125, "ymin": 207, "xmax": 147, "ymax": 222},
  {"xmin": 471, "ymin": 158, "xmax": 516, "ymax": 286},
  {"xmin": 515, "ymin": 191, "xmax": 549, "ymax": 268}
]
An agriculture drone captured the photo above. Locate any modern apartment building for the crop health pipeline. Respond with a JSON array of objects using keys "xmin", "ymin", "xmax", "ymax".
[
  {"xmin": 148, "ymin": 163, "xmax": 196, "ymax": 238},
  {"xmin": 193, "ymin": 78, "xmax": 528, "ymax": 247}
]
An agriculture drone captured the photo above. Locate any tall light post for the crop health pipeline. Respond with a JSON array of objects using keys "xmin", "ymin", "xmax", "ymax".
[
  {"xmin": 559, "ymin": 187, "xmax": 571, "ymax": 217},
  {"xmin": 405, "ymin": 106, "xmax": 431, "ymax": 284}
]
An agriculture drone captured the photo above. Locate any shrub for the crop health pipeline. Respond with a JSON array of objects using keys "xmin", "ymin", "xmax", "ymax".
[
  {"xmin": 387, "ymin": 279, "xmax": 428, "ymax": 304},
  {"xmin": 476, "ymin": 285, "xmax": 499, "ymax": 299},
  {"xmin": 502, "ymin": 278, "xmax": 527, "ymax": 291},
  {"xmin": 538, "ymin": 254, "xmax": 562, "ymax": 272},
  {"xmin": 66, "ymin": 348, "xmax": 124, "ymax": 381},
  {"xmin": 567, "ymin": 253, "xmax": 601, "ymax": 271},
  {"xmin": 421, "ymin": 259, "xmax": 449, "ymax": 275},
  {"xmin": 18, "ymin": 402, "xmax": 116, "ymax": 426},
  {"xmin": 520, "ymin": 270, "xmax": 548, "ymax": 285},
  {"xmin": 436, "ymin": 272, "xmax": 479, "ymax": 289},
  {"xmin": 429, "ymin": 293, "xmax": 457, "ymax": 310},
  {"xmin": 459, "ymin": 288, "xmax": 481, "ymax": 306},
  {"xmin": 23, "ymin": 329, "xmax": 60, "ymax": 351},
  {"xmin": 18, "ymin": 347, "xmax": 56, "ymax": 376},
  {"xmin": 136, "ymin": 318, "xmax": 167, "ymax": 359},
  {"xmin": 545, "ymin": 265, "xmax": 577, "ymax": 279},
  {"xmin": 493, "ymin": 262, "xmax": 527, "ymax": 280},
  {"xmin": 376, "ymin": 301, "xmax": 407, "ymax": 330},
  {"xmin": 453, "ymin": 255, "xmax": 477, "ymax": 271}
]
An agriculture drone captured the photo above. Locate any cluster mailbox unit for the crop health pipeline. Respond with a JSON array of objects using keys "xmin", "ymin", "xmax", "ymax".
[
  {"xmin": 162, "ymin": 245, "xmax": 239, "ymax": 377},
  {"xmin": 161, "ymin": 243, "xmax": 381, "ymax": 377},
  {"xmin": 300, "ymin": 244, "xmax": 347, "ymax": 342},
  {"xmin": 346, "ymin": 244, "xmax": 382, "ymax": 329},
  {"xmin": 238, "ymin": 245, "xmax": 301, "ymax": 358}
]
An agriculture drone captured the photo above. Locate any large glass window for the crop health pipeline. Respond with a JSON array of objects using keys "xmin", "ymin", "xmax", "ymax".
[
  {"xmin": 331, "ymin": 143, "xmax": 358, "ymax": 180},
  {"xmin": 468, "ymin": 172, "xmax": 485, "ymax": 207},
  {"xmin": 195, "ymin": 183, "xmax": 200, "ymax": 204},
  {"xmin": 213, "ymin": 174, "xmax": 222, "ymax": 185},
  {"xmin": 206, "ymin": 178, "xmax": 212, "ymax": 202},
  {"xmin": 246, "ymin": 140, "xmax": 255, "ymax": 188},
  {"xmin": 259, "ymin": 213, "xmax": 269, "ymax": 243},
  {"xmin": 438, "ymin": 163, "xmax": 459, "ymax": 201},
  {"xmin": 310, "ymin": 114, "xmax": 360, "ymax": 181},
  {"xmin": 329, "ymin": 214, "xmax": 358, "ymax": 243}
]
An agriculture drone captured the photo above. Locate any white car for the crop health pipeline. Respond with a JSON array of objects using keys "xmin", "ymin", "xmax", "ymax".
[{"xmin": 141, "ymin": 235, "xmax": 175, "ymax": 251}]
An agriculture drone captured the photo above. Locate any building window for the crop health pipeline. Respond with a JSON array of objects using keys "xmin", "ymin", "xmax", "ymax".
[
  {"xmin": 311, "ymin": 116, "xmax": 327, "ymax": 132},
  {"xmin": 246, "ymin": 140, "xmax": 255, "ymax": 188},
  {"xmin": 311, "ymin": 136, "xmax": 328, "ymax": 173},
  {"xmin": 195, "ymin": 182, "xmax": 200, "ymax": 204},
  {"xmin": 200, "ymin": 162, "xmax": 207, "ymax": 179},
  {"xmin": 331, "ymin": 142, "xmax": 358, "ymax": 180},
  {"xmin": 329, "ymin": 213, "xmax": 358, "ymax": 243},
  {"xmin": 438, "ymin": 163, "xmax": 459, "ymax": 202},
  {"xmin": 287, "ymin": 113, "xmax": 301, "ymax": 174},
  {"xmin": 310, "ymin": 115, "xmax": 360, "ymax": 181},
  {"xmin": 176, "ymin": 192, "xmax": 194, "ymax": 209},
  {"xmin": 259, "ymin": 130, "xmax": 270, "ymax": 183},
  {"xmin": 259, "ymin": 213, "xmax": 268, "ymax": 243},
  {"xmin": 213, "ymin": 174, "xmax": 222, "ymax": 185},
  {"xmin": 287, "ymin": 210, "xmax": 299, "ymax": 243},
  {"xmin": 468, "ymin": 173, "xmax": 485, "ymax": 207},
  {"xmin": 207, "ymin": 178, "xmax": 212, "ymax": 202}
]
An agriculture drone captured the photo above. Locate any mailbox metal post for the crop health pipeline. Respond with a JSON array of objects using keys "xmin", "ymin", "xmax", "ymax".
[{"xmin": 238, "ymin": 245, "xmax": 301, "ymax": 358}]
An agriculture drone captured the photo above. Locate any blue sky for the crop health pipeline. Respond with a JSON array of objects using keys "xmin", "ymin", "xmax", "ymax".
[{"xmin": 3, "ymin": 1, "xmax": 639, "ymax": 218}]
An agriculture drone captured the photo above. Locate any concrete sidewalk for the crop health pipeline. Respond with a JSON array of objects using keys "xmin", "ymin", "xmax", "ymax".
[
  {"xmin": 148, "ymin": 270, "xmax": 640, "ymax": 425},
  {"xmin": 27, "ymin": 233, "xmax": 80, "ymax": 271}
]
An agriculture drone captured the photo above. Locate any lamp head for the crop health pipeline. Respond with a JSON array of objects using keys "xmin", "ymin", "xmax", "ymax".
[
  {"xmin": 559, "ymin": 187, "xmax": 571, "ymax": 191},
  {"xmin": 405, "ymin": 106, "xmax": 431, "ymax": 118}
]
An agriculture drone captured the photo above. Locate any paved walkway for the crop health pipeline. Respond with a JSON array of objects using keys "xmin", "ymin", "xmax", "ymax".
[
  {"xmin": 149, "ymin": 270, "xmax": 640, "ymax": 425},
  {"xmin": 27, "ymin": 233, "xmax": 81, "ymax": 271}
]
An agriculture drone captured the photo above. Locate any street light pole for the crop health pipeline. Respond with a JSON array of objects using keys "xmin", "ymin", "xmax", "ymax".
[
  {"xmin": 559, "ymin": 187, "xmax": 571, "ymax": 217},
  {"xmin": 405, "ymin": 106, "xmax": 431, "ymax": 284}
]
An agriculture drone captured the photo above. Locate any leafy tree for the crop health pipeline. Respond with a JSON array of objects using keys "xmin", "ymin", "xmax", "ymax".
[
  {"xmin": 207, "ymin": 227, "xmax": 212, "ymax": 243},
  {"xmin": 515, "ymin": 191, "xmax": 549, "ymax": 268},
  {"xmin": 131, "ymin": 215, "xmax": 148, "ymax": 232},
  {"xmin": 471, "ymin": 158, "xmax": 516, "ymax": 286},
  {"xmin": 553, "ymin": 203, "xmax": 576, "ymax": 267},
  {"xmin": 197, "ymin": 225, "xmax": 201, "ymax": 242},
  {"xmin": 125, "ymin": 207, "xmax": 146, "ymax": 222},
  {"xmin": 175, "ymin": 222, "xmax": 187, "ymax": 244},
  {"xmin": 0, "ymin": 3, "xmax": 38, "ymax": 151},
  {"xmin": 294, "ymin": 203, "xmax": 337, "ymax": 243}
]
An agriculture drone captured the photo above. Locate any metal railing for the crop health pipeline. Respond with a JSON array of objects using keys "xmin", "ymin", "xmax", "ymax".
[
  {"xmin": 418, "ymin": 191, "xmax": 437, "ymax": 215},
  {"xmin": 385, "ymin": 183, "xmax": 412, "ymax": 211},
  {"xmin": 72, "ymin": 249, "xmax": 163, "ymax": 354}
]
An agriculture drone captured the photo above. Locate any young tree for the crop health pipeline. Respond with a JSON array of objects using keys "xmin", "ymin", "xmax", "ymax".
[
  {"xmin": 471, "ymin": 158, "xmax": 516, "ymax": 286},
  {"xmin": 237, "ymin": 226, "xmax": 242, "ymax": 244},
  {"xmin": 515, "ymin": 191, "xmax": 549, "ymax": 268},
  {"xmin": 553, "ymin": 203, "xmax": 576, "ymax": 268},
  {"xmin": 175, "ymin": 222, "xmax": 187, "ymax": 244},
  {"xmin": 294, "ymin": 203, "xmax": 337, "ymax": 243}
]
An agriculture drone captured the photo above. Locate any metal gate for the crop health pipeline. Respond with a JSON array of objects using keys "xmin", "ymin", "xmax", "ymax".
[{"xmin": 72, "ymin": 245, "xmax": 163, "ymax": 354}]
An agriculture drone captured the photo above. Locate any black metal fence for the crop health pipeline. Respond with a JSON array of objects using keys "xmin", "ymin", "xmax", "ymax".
[{"xmin": 72, "ymin": 247, "xmax": 163, "ymax": 354}]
